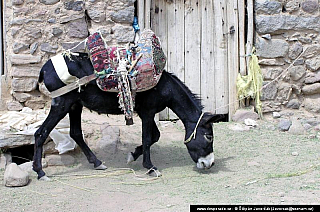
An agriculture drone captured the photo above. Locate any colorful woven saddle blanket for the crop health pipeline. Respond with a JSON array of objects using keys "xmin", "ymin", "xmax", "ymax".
[{"xmin": 86, "ymin": 29, "xmax": 166, "ymax": 92}]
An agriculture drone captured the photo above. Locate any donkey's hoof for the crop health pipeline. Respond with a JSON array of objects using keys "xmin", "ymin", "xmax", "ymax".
[
  {"xmin": 39, "ymin": 175, "xmax": 51, "ymax": 181},
  {"xmin": 148, "ymin": 169, "xmax": 162, "ymax": 177},
  {"xmin": 95, "ymin": 164, "xmax": 107, "ymax": 170},
  {"xmin": 127, "ymin": 153, "xmax": 134, "ymax": 164}
]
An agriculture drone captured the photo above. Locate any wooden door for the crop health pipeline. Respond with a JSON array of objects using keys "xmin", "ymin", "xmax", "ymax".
[{"xmin": 138, "ymin": 0, "xmax": 242, "ymax": 119}]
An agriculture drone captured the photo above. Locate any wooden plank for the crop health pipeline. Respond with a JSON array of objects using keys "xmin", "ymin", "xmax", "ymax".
[
  {"xmin": 238, "ymin": 0, "xmax": 246, "ymax": 76},
  {"xmin": 246, "ymin": 0, "xmax": 254, "ymax": 71},
  {"xmin": 213, "ymin": 0, "xmax": 228, "ymax": 114},
  {"xmin": 226, "ymin": 0, "xmax": 240, "ymax": 118},
  {"xmin": 184, "ymin": 0, "xmax": 201, "ymax": 96},
  {"xmin": 200, "ymin": 0, "xmax": 215, "ymax": 112},
  {"xmin": 137, "ymin": 0, "xmax": 145, "ymax": 30},
  {"xmin": 144, "ymin": 0, "xmax": 151, "ymax": 29}
]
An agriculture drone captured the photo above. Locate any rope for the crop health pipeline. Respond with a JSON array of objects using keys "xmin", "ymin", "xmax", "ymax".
[{"xmin": 184, "ymin": 112, "xmax": 204, "ymax": 144}]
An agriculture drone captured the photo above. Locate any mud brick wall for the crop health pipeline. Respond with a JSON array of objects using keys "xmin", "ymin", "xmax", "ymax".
[
  {"xmin": 255, "ymin": 0, "xmax": 320, "ymax": 113},
  {"xmin": 2, "ymin": 0, "xmax": 135, "ymax": 110}
]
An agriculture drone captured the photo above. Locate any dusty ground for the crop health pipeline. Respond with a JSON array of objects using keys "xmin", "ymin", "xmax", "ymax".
[{"xmin": 0, "ymin": 109, "xmax": 319, "ymax": 211}]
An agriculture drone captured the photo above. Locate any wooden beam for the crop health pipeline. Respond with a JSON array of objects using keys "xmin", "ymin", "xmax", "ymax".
[
  {"xmin": 137, "ymin": 0, "xmax": 145, "ymax": 30},
  {"xmin": 144, "ymin": 0, "xmax": 151, "ymax": 29}
]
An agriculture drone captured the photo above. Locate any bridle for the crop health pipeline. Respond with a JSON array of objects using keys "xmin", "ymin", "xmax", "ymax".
[{"xmin": 184, "ymin": 112, "xmax": 204, "ymax": 144}]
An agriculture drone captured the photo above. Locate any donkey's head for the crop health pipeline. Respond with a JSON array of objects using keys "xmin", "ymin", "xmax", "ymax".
[{"xmin": 185, "ymin": 113, "xmax": 225, "ymax": 169}]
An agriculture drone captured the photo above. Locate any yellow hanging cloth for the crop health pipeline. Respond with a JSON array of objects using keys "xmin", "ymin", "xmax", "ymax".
[{"xmin": 236, "ymin": 47, "xmax": 263, "ymax": 117}]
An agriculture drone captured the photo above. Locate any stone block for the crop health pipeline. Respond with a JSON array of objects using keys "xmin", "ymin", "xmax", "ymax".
[
  {"xmin": 261, "ymin": 81, "xmax": 278, "ymax": 100},
  {"xmin": 304, "ymin": 95, "xmax": 320, "ymax": 113},
  {"xmin": 305, "ymin": 56, "xmax": 320, "ymax": 72},
  {"xmin": 7, "ymin": 101, "xmax": 24, "ymax": 111},
  {"xmin": 40, "ymin": 43, "xmax": 58, "ymax": 54},
  {"xmin": 255, "ymin": 0, "xmax": 282, "ymax": 15},
  {"xmin": 61, "ymin": 42, "xmax": 86, "ymax": 52},
  {"xmin": 12, "ymin": 78, "xmax": 37, "ymax": 92},
  {"xmin": 45, "ymin": 154, "xmax": 76, "ymax": 166},
  {"xmin": 13, "ymin": 42, "xmax": 29, "ymax": 54},
  {"xmin": 12, "ymin": 0, "xmax": 24, "ymax": 5},
  {"xmin": 64, "ymin": 0, "xmax": 84, "ymax": 11},
  {"xmin": 24, "ymin": 100, "xmax": 47, "ymax": 110},
  {"xmin": 12, "ymin": 92, "xmax": 32, "ymax": 102},
  {"xmin": 11, "ymin": 54, "xmax": 41, "ymax": 65},
  {"xmin": 289, "ymin": 65, "xmax": 306, "ymax": 81},
  {"xmin": 302, "ymin": 83, "xmax": 320, "ymax": 95},
  {"xmin": 255, "ymin": 15, "xmax": 320, "ymax": 34},
  {"xmin": 67, "ymin": 17, "xmax": 88, "ymax": 38},
  {"xmin": 278, "ymin": 119, "xmax": 292, "ymax": 131},
  {"xmin": 52, "ymin": 27, "xmax": 63, "ymax": 36},
  {"xmin": 111, "ymin": 24, "xmax": 135, "ymax": 43},
  {"xmin": 256, "ymin": 38, "xmax": 289, "ymax": 58},
  {"xmin": 301, "ymin": 0, "xmax": 319, "ymax": 13},
  {"xmin": 11, "ymin": 67, "xmax": 40, "ymax": 78},
  {"xmin": 4, "ymin": 163, "xmax": 29, "ymax": 187},
  {"xmin": 231, "ymin": 108, "xmax": 259, "ymax": 122},
  {"xmin": 111, "ymin": 6, "xmax": 134, "ymax": 23},
  {"xmin": 39, "ymin": 0, "xmax": 60, "ymax": 5},
  {"xmin": 288, "ymin": 42, "xmax": 303, "ymax": 60}
]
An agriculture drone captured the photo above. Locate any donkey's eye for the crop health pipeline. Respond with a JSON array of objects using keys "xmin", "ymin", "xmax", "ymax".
[{"xmin": 204, "ymin": 134, "xmax": 213, "ymax": 143}]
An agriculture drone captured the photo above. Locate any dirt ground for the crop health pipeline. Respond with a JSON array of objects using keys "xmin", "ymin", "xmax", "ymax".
[{"xmin": 0, "ymin": 109, "xmax": 319, "ymax": 211}]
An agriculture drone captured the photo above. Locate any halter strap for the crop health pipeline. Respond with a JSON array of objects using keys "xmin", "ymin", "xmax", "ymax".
[{"xmin": 184, "ymin": 112, "xmax": 204, "ymax": 144}]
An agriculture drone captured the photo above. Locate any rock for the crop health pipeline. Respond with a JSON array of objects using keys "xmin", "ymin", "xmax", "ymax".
[
  {"xmin": 64, "ymin": 0, "xmax": 84, "ymax": 11},
  {"xmin": 305, "ymin": 72, "xmax": 320, "ymax": 84},
  {"xmin": 288, "ymin": 118, "xmax": 305, "ymax": 135},
  {"xmin": 286, "ymin": 99, "xmax": 300, "ymax": 109},
  {"xmin": 261, "ymin": 81, "xmax": 278, "ymax": 100},
  {"xmin": 285, "ymin": 1, "xmax": 300, "ymax": 13},
  {"xmin": 62, "ymin": 42, "xmax": 86, "ymax": 52},
  {"xmin": 303, "ymin": 45, "xmax": 320, "ymax": 59},
  {"xmin": 67, "ymin": 17, "xmax": 88, "ymax": 38},
  {"xmin": 39, "ymin": 0, "xmax": 60, "ymax": 5},
  {"xmin": 7, "ymin": 101, "xmax": 24, "ymax": 111},
  {"xmin": 30, "ymin": 42, "xmax": 38, "ymax": 55},
  {"xmin": 12, "ymin": 78, "xmax": 37, "ymax": 92},
  {"xmin": 11, "ymin": 67, "xmax": 40, "ymax": 78},
  {"xmin": 259, "ymin": 59, "xmax": 285, "ymax": 66},
  {"xmin": 288, "ymin": 42, "xmax": 303, "ymax": 60},
  {"xmin": 303, "ymin": 123, "xmax": 313, "ymax": 131},
  {"xmin": 291, "ymin": 151, "xmax": 299, "ymax": 156},
  {"xmin": 86, "ymin": 3, "xmax": 105, "ymax": 23},
  {"xmin": 273, "ymin": 112, "xmax": 281, "ymax": 118},
  {"xmin": 24, "ymin": 100, "xmax": 47, "ymax": 110},
  {"xmin": 4, "ymin": 163, "xmax": 30, "ymax": 187},
  {"xmin": 232, "ymin": 108, "xmax": 259, "ymax": 122},
  {"xmin": 40, "ymin": 43, "xmax": 58, "ymax": 54},
  {"xmin": 244, "ymin": 118, "xmax": 258, "ymax": 127},
  {"xmin": 301, "ymin": 0, "xmax": 319, "ymax": 13},
  {"xmin": 52, "ymin": 27, "xmax": 63, "ymax": 36},
  {"xmin": 255, "ymin": 0, "xmax": 282, "ymax": 15},
  {"xmin": 261, "ymin": 68, "xmax": 282, "ymax": 80},
  {"xmin": 96, "ymin": 123, "xmax": 120, "ymax": 154},
  {"xmin": 256, "ymin": 38, "xmax": 289, "ymax": 58},
  {"xmin": 255, "ymin": 15, "xmax": 320, "ymax": 34},
  {"xmin": 11, "ymin": 54, "xmax": 41, "ymax": 65},
  {"xmin": 12, "ymin": 0, "xmax": 24, "ymax": 5},
  {"xmin": 13, "ymin": 42, "xmax": 29, "ymax": 54},
  {"xmin": 45, "ymin": 154, "xmax": 76, "ymax": 166},
  {"xmin": 293, "ymin": 58, "xmax": 305, "ymax": 66},
  {"xmin": 289, "ymin": 65, "xmax": 306, "ymax": 81},
  {"xmin": 261, "ymin": 34, "xmax": 272, "ymax": 40},
  {"xmin": 43, "ymin": 141, "xmax": 59, "ymax": 154},
  {"xmin": 305, "ymin": 56, "xmax": 320, "ymax": 72},
  {"xmin": 278, "ymin": 119, "xmax": 292, "ymax": 131},
  {"xmin": 111, "ymin": 24, "xmax": 135, "ymax": 43},
  {"xmin": 110, "ymin": 6, "xmax": 134, "ymax": 23},
  {"xmin": 0, "ymin": 153, "xmax": 12, "ymax": 169},
  {"xmin": 48, "ymin": 18, "xmax": 56, "ymax": 23},
  {"xmin": 12, "ymin": 92, "xmax": 32, "ymax": 102},
  {"xmin": 303, "ymin": 96, "xmax": 320, "ymax": 113},
  {"xmin": 18, "ymin": 160, "xmax": 48, "ymax": 174},
  {"xmin": 228, "ymin": 123, "xmax": 251, "ymax": 131},
  {"xmin": 302, "ymin": 83, "xmax": 320, "ymax": 95},
  {"xmin": 262, "ymin": 101, "xmax": 281, "ymax": 113}
]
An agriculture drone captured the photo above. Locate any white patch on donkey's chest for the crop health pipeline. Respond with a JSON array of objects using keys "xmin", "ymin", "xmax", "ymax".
[{"xmin": 51, "ymin": 54, "xmax": 78, "ymax": 84}]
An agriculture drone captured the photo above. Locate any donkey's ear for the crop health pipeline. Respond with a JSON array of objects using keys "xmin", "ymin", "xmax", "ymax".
[{"xmin": 201, "ymin": 112, "xmax": 225, "ymax": 127}]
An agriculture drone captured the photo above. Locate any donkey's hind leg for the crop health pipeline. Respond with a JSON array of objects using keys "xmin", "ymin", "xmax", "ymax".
[
  {"xmin": 69, "ymin": 102, "xmax": 106, "ymax": 170},
  {"xmin": 33, "ymin": 102, "xmax": 69, "ymax": 180}
]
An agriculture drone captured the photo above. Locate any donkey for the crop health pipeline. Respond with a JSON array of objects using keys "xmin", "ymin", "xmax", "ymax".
[{"xmin": 33, "ymin": 52, "xmax": 225, "ymax": 180}]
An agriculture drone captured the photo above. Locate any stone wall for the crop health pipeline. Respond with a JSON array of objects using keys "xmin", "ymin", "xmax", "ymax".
[
  {"xmin": 2, "ymin": 0, "xmax": 135, "ymax": 111},
  {"xmin": 255, "ymin": 0, "xmax": 320, "ymax": 114}
]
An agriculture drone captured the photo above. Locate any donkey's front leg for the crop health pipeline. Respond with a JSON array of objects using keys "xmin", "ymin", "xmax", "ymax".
[{"xmin": 141, "ymin": 116, "xmax": 162, "ymax": 177}]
